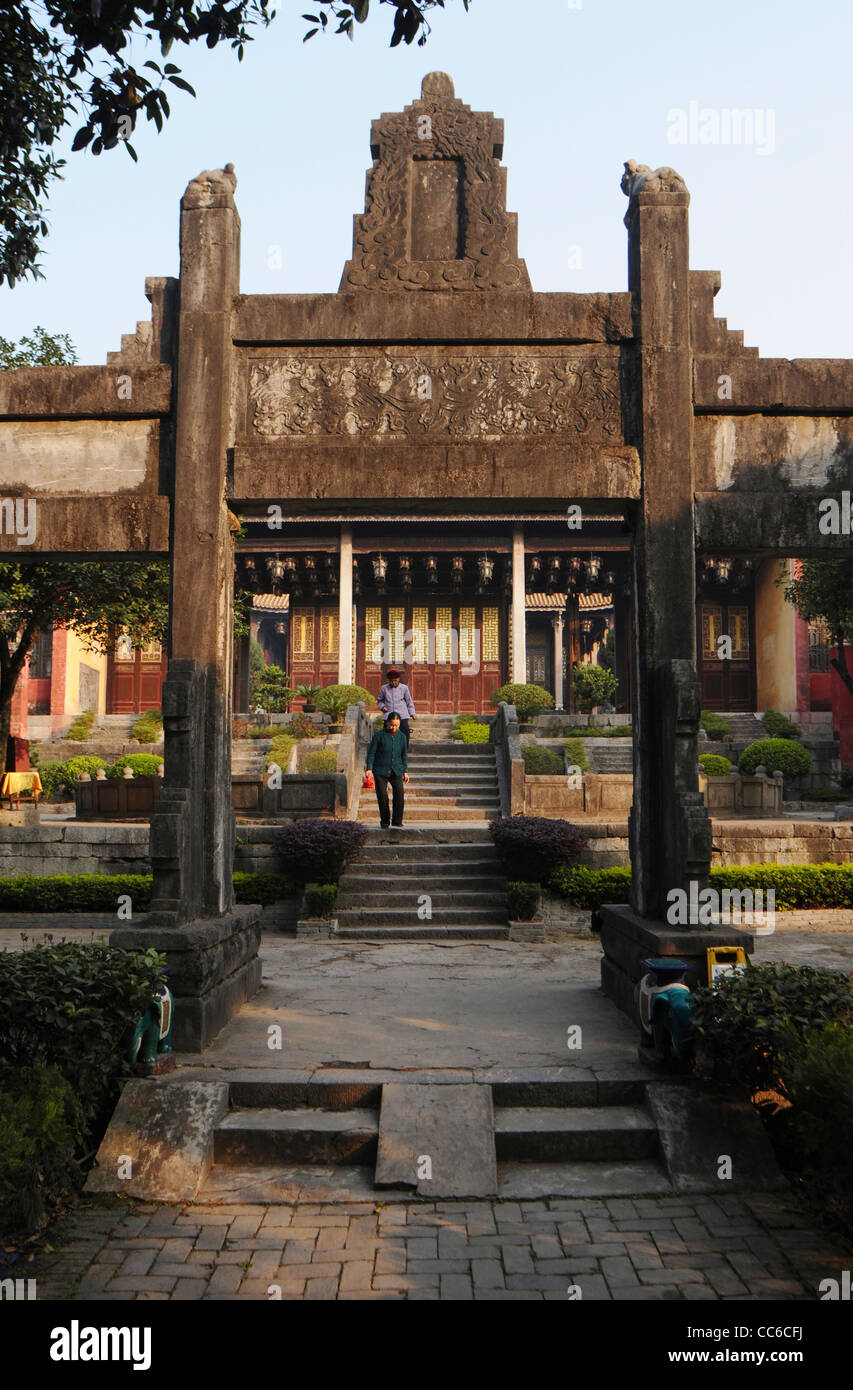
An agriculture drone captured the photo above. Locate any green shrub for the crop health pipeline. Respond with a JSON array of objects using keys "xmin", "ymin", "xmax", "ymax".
[
  {"xmin": 506, "ymin": 880, "xmax": 541, "ymax": 920},
  {"xmin": 777, "ymin": 1022, "xmax": 853, "ymax": 1235},
  {"xmin": 546, "ymin": 863, "xmax": 853, "ymax": 911},
  {"xmin": 692, "ymin": 963, "xmax": 853, "ymax": 1096},
  {"xmin": 0, "ymin": 872, "xmax": 296, "ymax": 913},
  {"xmin": 761, "ymin": 709, "xmax": 801, "ymax": 740},
  {"xmin": 0, "ymin": 1065, "xmax": 84, "ymax": 1234},
  {"xmin": 548, "ymin": 863, "xmax": 632, "ymax": 907},
  {"xmin": 36, "ymin": 761, "xmax": 64, "ymax": 800},
  {"xmin": 738, "ymin": 739, "xmax": 812, "ymax": 777},
  {"xmin": 699, "ymin": 753, "xmax": 732, "ymax": 777},
  {"xmin": 573, "ymin": 725, "xmax": 632, "ymax": 739},
  {"xmin": 288, "ymin": 714, "xmax": 320, "ymax": 740},
  {"xmin": 563, "ymin": 737, "xmax": 590, "ymax": 773},
  {"xmin": 54, "ymin": 755, "xmax": 109, "ymax": 794},
  {"xmin": 265, "ymin": 734, "xmax": 296, "ymax": 773},
  {"xmin": 131, "ymin": 709, "xmax": 162, "ymax": 742},
  {"xmin": 233, "ymin": 872, "xmax": 296, "ymax": 904},
  {"xmin": 294, "ymin": 684, "xmax": 322, "ymax": 705},
  {"xmin": 317, "ymin": 683, "xmax": 376, "ymax": 709},
  {"xmin": 0, "ymin": 942, "xmax": 168, "ymax": 1136},
  {"xmin": 301, "ymin": 749, "xmax": 338, "ymax": 774},
  {"xmin": 450, "ymin": 722, "xmax": 490, "ymax": 743},
  {"xmin": 701, "ymin": 710, "xmax": 731, "ymax": 741},
  {"xmin": 453, "ymin": 714, "xmax": 480, "ymax": 725},
  {"xmin": 571, "ymin": 664, "xmax": 619, "ymax": 711},
  {"xmin": 247, "ymin": 724, "xmax": 278, "ymax": 739},
  {"xmin": 490, "ymin": 683, "xmax": 555, "ymax": 720},
  {"xmin": 63, "ymin": 710, "xmax": 95, "ymax": 742},
  {"xmin": 109, "ymin": 754, "xmax": 164, "ymax": 778},
  {"xmin": 522, "ymin": 744, "xmax": 565, "ymax": 774},
  {"xmin": 250, "ymin": 665, "xmax": 296, "ymax": 713},
  {"xmin": 304, "ymin": 883, "xmax": 339, "ymax": 917}
]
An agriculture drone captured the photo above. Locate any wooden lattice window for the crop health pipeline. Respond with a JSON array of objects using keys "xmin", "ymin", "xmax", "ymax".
[
  {"xmin": 410, "ymin": 607, "xmax": 429, "ymax": 664},
  {"xmin": 481, "ymin": 607, "xmax": 499, "ymax": 662},
  {"xmin": 388, "ymin": 606, "xmax": 406, "ymax": 663},
  {"xmin": 809, "ymin": 620, "xmax": 831, "ymax": 672},
  {"xmin": 434, "ymin": 606, "xmax": 453, "ymax": 664},
  {"xmin": 291, "ymin": 609, "xmax": 314, "ymax": 659},
  {"xmin": 701, "ymin": 606, "xmax": 723, "ymax": 660},
  {"xmin": 320, "ymin": 612, "xmax": 340, "ymax": 657},
  {"xmin": 459, "ymin": 606, "xmax": 476, "ymax": 665},
  {"xmin": 365, "ymin": 607, "xmax": 384, "ymax": 663},
  {"xmin": 727, "ymin": 607, "xmax": 750, "ymax": 660}
]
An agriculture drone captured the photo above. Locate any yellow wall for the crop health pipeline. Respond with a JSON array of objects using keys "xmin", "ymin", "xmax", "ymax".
[
  {"xmin": 63, "ymin": 629, "xmax": 108, "ymax": 716},
  {"xmin": 754, "ymin": 559, "xmax": 797, "ymax": 712}
]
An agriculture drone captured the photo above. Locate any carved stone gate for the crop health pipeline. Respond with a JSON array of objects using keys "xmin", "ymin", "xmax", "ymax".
[{"xmin": 0, "ymin": 72, "xmax": 850, "ymax": 1043}]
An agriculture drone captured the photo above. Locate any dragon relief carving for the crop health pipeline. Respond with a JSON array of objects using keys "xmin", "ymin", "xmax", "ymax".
[{"xmin": 249, "ymin": 355, "xmax": 620, "ymax": 441}]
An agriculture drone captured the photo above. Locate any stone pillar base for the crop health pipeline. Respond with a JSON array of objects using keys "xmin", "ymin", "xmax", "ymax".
[
  {"xmin": 111, "ymin": 905, "xmax": 262, "ymax": 1051},
  {"xmin": 600, "ymin": 903, "xmax": 754, "ymax": 1022}
]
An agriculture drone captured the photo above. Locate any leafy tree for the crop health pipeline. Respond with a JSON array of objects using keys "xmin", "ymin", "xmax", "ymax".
[
  {"xmin": 779, "ymin": 559, "xmax": 853, "ymax": 701},
  {"xmin": 2, "ymin": 0, "xmax": 465, "ymax": 287},
  {"xmin": 0, "ymin": 326, "xmax": 77, "ymax": 369}
]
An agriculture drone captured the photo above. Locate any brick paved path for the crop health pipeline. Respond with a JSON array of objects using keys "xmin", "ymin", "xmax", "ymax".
[{"xmin": 35, "ymin": 1192, "xmax": 851, "ymax": 1301}]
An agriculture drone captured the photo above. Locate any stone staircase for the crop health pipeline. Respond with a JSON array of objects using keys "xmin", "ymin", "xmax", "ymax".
[
  {"xmin": 336, "ymin": 827, "xmax": 510, "ymax": 939},
  {"xmin": 232, "ymin": 739, "xmax": 269, "ymax": 776},
  {"xmin": 700, "ymin": 712, "xmax": 766, "ymax": 747},
  {"xmin": 200, "ymin": 1071, "xmax": 674, "ymax": 1201},
  {"xmin": 583, "ymin": 739, "xmax": 633, "ymax": 774},
  {"xmin": 357, "ymin": 721, "xmax": 501, "ymax": 824}
]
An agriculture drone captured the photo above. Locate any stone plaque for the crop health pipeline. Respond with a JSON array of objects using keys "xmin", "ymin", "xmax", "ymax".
[{"xmin": 78, "ymin": 663, "xmax": 99, "ymax": 714}]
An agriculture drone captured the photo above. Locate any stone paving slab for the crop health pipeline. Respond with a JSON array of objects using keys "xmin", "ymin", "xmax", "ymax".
[
  {"xmin": 376, "ymin": 1083, "xmax": 497, "ymax": 1197},
  {"xmin": 31, "ymin": 1190, "xmax": 852, "ymax": 1302}
]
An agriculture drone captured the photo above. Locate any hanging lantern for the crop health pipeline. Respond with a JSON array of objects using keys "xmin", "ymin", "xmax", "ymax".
[
  {"xmin": 451, "ymin": 555, "xmax": 465, "ymax": 589},
  {"xmin": 372, "ymin": 553, "xmax": 388, "ymax": 582},
  {"xmin": 425, "ymin": 555, "xmax": 439, "ymax": 584},
  {"xmin": 587, "ymin": 554, "xmax": 602, "ymax": 582},
  {"xmin": 715, "ymin": 557, "xmax": 732, "ymax": 583},
  {"xmin": 273, "ymin": 621, "xmax": 286, "ymax": 635},
  {"xmin": 477, "ymin": 554, "xmax": 494, "ymax": 585}
]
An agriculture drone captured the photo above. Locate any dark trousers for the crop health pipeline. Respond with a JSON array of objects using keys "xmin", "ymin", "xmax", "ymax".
[{"xmin": 375, "ymin": 772, "xmax": 405, "ymax": 827}]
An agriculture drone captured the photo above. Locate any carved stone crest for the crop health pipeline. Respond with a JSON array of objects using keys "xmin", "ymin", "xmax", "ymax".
[
  {"xmin": 249, "ymin": 353, "xmax": 620, "ymax": 440},
  {"xmin": 340, "ymin": 73, "xmax": 531, "ymax": 291}
]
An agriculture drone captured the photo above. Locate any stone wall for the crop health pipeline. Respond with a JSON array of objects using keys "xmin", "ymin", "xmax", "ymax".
[
  {"xmin": 0, "ymin": 824, "xmax": 150, "ymax": 876},
  {"xmin": 579, "ymin": 819, "xmax": 853, "ymax": 868}
]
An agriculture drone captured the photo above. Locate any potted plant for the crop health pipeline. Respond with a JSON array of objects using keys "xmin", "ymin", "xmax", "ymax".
[
  {"xmin": 295, "ymin": 683, "xmax": 321, "ymax": 714},
  {"xmin": 316, "ymin": 687, "xmax": 350, "ymax": 732}
]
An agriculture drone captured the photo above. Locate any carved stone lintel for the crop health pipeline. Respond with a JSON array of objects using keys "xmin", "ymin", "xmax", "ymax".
[{"xmin": 248, "ymin": 352, "xmax": 620, "ymax": 441}]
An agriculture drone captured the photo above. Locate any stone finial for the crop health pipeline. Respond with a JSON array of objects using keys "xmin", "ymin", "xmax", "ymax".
[
  {"xmin": 122, "ymin": 765, "xmax": 135, "ymax": 779},
  {"xmin": 421, "ymin": 71, "xmax": 455, "ymax": 101},
  {"xmin": 621, "ymin": 159, "xmax": 688, "ymax": 198},
  {"xmin": 183, "ymin": 162, "xmax": 237, "ymax": 209},
  {"xmin": 96, "ymin": 769, "xmax": 107, "ymax": 780}
]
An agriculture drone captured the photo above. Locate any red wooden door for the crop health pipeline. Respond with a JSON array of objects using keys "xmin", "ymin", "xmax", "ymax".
[
  {"xmin": 108, "ymin": 635, "xmax": 167, "ymax": 714},
  {"xmin": 699, "ymin": 603, "xmax": 754, "ymax": 710},
  {"xmin": 357, "ymin": 601, "xmax": 501, "ymax": 713}
]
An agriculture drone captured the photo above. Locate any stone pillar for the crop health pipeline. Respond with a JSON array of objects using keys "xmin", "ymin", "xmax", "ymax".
[
  {"xmin": 599, "ymin": 164, "xmax": 750, "ymax": 1018},
  {"xmin": 511, "ymin": 525, "xmax": 526, "ymax": 684},
  {"xmin": 114, "ymin": 165, "xmax": 261, "ymax": 1051},
  {"xmin": 339, "ymin": 525, "xmax": 354, "ymax": 684},
  {"xmin": 552, "ymin": 612, "xmax": 565, "ymax": 709},
  {"xmin": 613, "ymin": 583, "xmax": 628, "ymax": 713}
]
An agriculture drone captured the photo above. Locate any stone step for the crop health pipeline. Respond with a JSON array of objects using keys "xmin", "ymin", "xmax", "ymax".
[
  {"xmin": 358, "ymin": 809, "xmax": 498, "ymax": 822},
  {"xmin": 355, "ymin": 849, "xmax": 500, "ymax": 865},
  {"xmin": 497, "ymin": 1160, "xmax": 672, "ymax": 1199},
  {"xmin": 339, "ymin": 872, "xmax": 506, "ymax": 892},
  {"xmin": 385, "ymin": 787, "xmax": 499, "ymax": 800},
  {"xmin": 336, "ymin": 906, "xmax": 509, "ymax": 925},
  {"xmin": 334, "ymin": 924, "xmax": 509, "ymax": 940},
  {"xmin": 214, "ymin": 1107, "xmax": 379, "ymax": 1165},
  {"xmin": 336, "ymin": 889, "xmax": 508, "ymax": 909},
  {"xmin": 363, "ymin": 827, "xmax": 494, "ymax": 843},
  {"xmin": 494, "ymin": 1105, "xmax": 659, "ymax": 1162},
  {"xmin": 407, "ymin": 745, "xmax": 495, "ymax": 757}
]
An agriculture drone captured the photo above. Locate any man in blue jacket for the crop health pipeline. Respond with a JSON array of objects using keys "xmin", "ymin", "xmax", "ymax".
[{"xmin": 365, "ymin": 711, "xmax": 410, "ymax": 828}]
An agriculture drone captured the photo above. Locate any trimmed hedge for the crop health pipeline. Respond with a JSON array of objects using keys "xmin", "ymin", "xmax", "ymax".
[
  {"xmin": 738, "ymin": 739, "xmax": 812, "ymax": 777},
  {"xmin": 274, "ymin": 818, "xmax": 368, "ymax": 885},
  {"xmin": 547, "ymin": 862, "xmax": 853, "ymax": 910},
  {"xmin": 130, "ymin": 709, "xmax": 162, "ymax": 743},
  {"xmin": 490, "ymin": 683, "xmax": 555, "ymax": 719},
  {"xmin": 489, "ymin": 815, "xmax": 588, "ymax": 882},
  {"xmin": 0, "ymin": 871, "xmax": 296, "ymax": 912},
  {"xmin": 451, "ymin": 722, "xmax": 490, "ymax": 743},
  {"xmin": 63, "ymin": 710, "xmax": 95, "ymax": 742},
  {"xmin": 0, "ymin": 1065, "xmax": 84, "ymax": 1234},
  {"xmin": 699, "ymin": 753, "xmax": 732, "ymax": 777},
  {"xmin": 761, "ymin": 709, "xmax": 801, "ymax": 740},
  {"xmin": 265, "ymin": 734, "xmax": 296, "ymax": 773},
  {"xmin": 522, "ymin": 744, "xmax": 565, "ymax": 774},
  {"xmin": 701, "ymin": 710, "xmax": 731, "ymax": 741},
  {"xmin": 300, "ymin": 749, "xmax": 338, "ymax": 774},
  {"xmin": 571, "ymin": 664, "xmax": 618, "ymax": 711},
  {"xmin": 564, "ymin": 737, "xmax": 590, "ymax": 773},
  {"xmin": 109, "ymin": 753, "xmax": 164, "ymax": 778},
  {"xmin": 506, "ymin": 880, "xmax": 541, "ymax": 920},
  {"xmin": 304, "ymin": 883, "xmax": 339, "ymax": 917}
]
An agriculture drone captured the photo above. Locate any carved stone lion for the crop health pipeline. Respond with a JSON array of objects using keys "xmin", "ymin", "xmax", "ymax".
[
  {"xmin": 183, "ymin": 163, "xmax": 237, "ymax": 208},
  {"xmin": 621, "ymin": 159, "xmax": 688, "ymax": 198}
]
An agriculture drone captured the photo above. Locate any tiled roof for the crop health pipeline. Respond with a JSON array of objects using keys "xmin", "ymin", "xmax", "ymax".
[{"xmin": 252, "ymin": 594, "xmax": 290, "ymax": 612}]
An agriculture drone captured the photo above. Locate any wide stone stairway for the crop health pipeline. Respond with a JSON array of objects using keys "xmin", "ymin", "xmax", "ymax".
[
  {"xmin": 336, "ymin": 827, "xmax": 510, "ymax": 938},
  {"xmin": 357, "ymin": 716, "xmax": 501, "ymax": 824}
]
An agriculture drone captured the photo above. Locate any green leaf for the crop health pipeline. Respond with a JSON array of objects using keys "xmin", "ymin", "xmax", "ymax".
[{"xmin": 303, "ymin": 27, "xmax": 318, "ymax": 40}]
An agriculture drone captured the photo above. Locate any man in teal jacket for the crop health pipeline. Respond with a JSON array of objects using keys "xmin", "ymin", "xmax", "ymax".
[{"xmin": 366, "ymin": 711, "xmax": 410, "ymax": 828}]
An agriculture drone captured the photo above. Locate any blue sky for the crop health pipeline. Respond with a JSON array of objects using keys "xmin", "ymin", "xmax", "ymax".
[{"xmin": 2, "ymin": 0, "xmax": 851, "ymax": 363}]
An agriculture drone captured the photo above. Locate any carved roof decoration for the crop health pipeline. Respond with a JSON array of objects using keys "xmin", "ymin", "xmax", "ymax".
[{"xmin": 340, "ymin": 72, "xmax": 531, "ymax": 292}]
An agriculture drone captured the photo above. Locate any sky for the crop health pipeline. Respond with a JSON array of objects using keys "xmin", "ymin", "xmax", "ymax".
[{"xmin": 2, "ymin": 0, "xmax": 851, "ymax": 364}]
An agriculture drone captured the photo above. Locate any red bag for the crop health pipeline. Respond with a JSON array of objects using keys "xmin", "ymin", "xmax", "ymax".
[{"xmin": 362, "ymin": 769, "xmax": 375, "ymax": 789}]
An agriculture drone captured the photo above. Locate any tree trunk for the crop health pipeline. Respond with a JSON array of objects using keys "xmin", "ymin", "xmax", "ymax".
[
  {"xmin": 0, "ymin": 699, "xmax": 11, "ymax": 779},
  {"xmin": 830, "ymin": 631, "xmax": 853, "ymax": 703}
]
